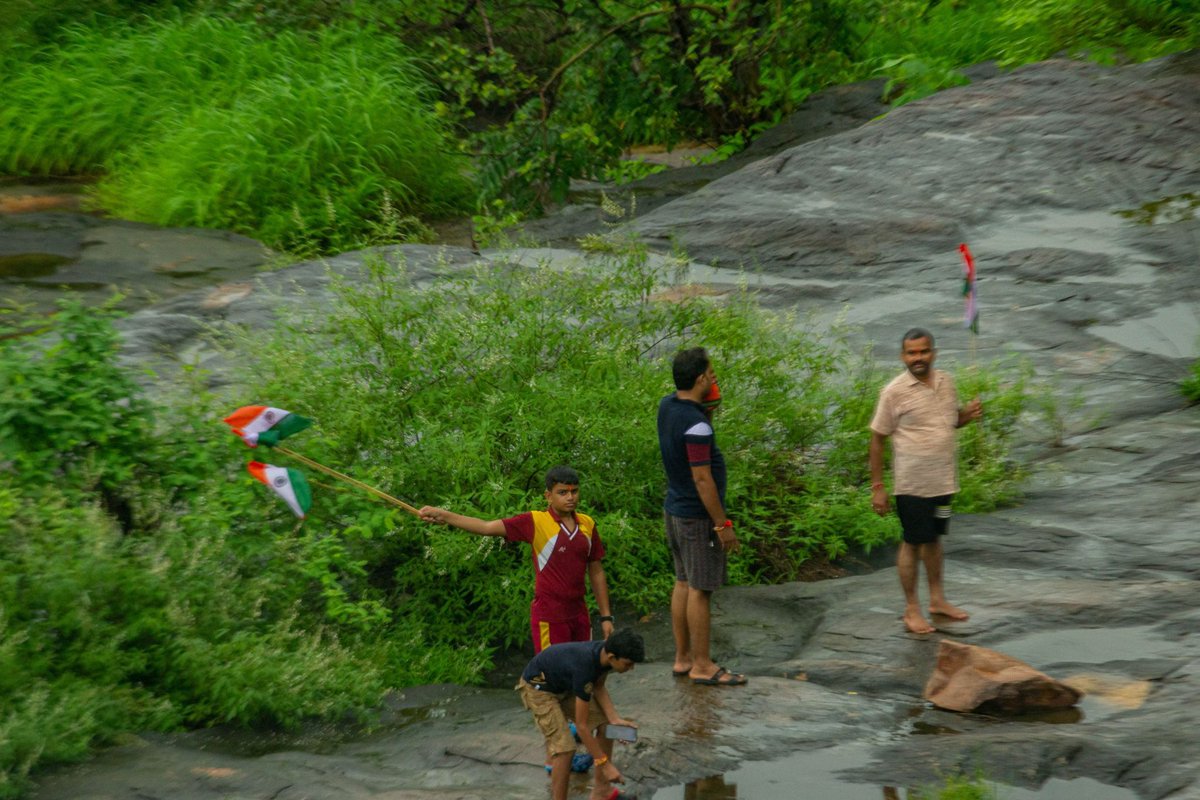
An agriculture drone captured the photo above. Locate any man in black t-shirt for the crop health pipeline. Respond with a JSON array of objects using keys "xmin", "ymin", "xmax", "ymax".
[
  {"xmin": 517, "ymin": 630, "xmax": 645, "ymax": 800},
  {"xmin": 656, "ymin": 347, "xmax": 746, "ymax": 687}
]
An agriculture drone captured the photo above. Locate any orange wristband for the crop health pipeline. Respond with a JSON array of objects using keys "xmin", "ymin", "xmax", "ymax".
[{"xmin": 593, "ymin": 755, "xmax": 609, "ymax": 767}]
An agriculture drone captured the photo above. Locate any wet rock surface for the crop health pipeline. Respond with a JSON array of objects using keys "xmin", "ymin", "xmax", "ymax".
[
  {"xmin": 0, "ymin": 182, "xmax": 270, "ymax": 316},
  {"xmin": 21, "ymin": 52, "xmax": 1200, "ymax": 800}
]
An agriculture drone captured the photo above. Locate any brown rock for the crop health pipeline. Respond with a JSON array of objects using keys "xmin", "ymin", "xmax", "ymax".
[
  {"xmin": 923, "ymin": 640, "xmax": 1083, "ymax": 713},
  {"xmin": 0, "ymin": 194, "xmax": 82, "ymax": 213}
]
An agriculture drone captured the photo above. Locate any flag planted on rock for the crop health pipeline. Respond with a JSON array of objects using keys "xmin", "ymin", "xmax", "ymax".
[
  {"xmin": 959, "ymin": 243, "xmax": 979, "ymax": 333},
  {"xmin": 247, "ymin": 461, "xmax": 312, "ymax": 518},
  {"xmin": 224, "ymin": 405, "xmax": 312, "ymax": 447}
]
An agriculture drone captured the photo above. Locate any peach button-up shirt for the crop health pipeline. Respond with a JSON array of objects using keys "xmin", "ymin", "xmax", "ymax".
[{"xmin": 870, "ymin": 368, "xmax": 960, "ymax": 497}]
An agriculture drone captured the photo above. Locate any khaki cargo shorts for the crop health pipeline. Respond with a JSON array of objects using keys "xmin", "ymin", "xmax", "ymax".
[{"xmin": 516, "ymin": 678, "xmax": 606, "ymax": 756}]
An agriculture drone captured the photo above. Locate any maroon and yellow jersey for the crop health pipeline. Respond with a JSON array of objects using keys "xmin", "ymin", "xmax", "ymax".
[{"xmin": 503, "ymin": 509, "xmax": 605, "ymax": 621}]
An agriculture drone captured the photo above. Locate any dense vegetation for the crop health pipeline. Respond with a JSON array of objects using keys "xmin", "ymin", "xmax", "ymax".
[
  {"xmin": 1, "ymin": 0, "xmax": 1197, "ymax": 250},
  {"xmin": 1183, "ymin": 358, "xmax": 1200, "ymax": 403},
  {"xmin": 0, "ymin": 247, "xmax": 1053, "ymax": 795}
]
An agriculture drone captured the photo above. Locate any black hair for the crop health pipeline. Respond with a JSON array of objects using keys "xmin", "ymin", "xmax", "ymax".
[
  {"xmin": 544, "ymin": 465, "xmax": 580, "ymax": 490},
  {"xmin": 901, "ymin": 328, "xmax": 935, "ymax": 349},
  {"xmin": 672, "ymin": 347, "xmax": 710, "ymax": 391},
  {"xmin": 605, "ymin": 629, "xmax": 646, "ymax": 663}
]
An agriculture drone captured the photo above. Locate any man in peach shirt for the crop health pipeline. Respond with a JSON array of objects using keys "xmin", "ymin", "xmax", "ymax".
[{"xmin": 869, "ymin": 328, "xmax": 982, "ymax": 634}]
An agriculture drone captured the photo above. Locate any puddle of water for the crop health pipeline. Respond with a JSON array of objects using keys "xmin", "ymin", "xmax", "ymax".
[
  {"xmin": 0, "ymin": 253, "xmax": 75, "ymax": 280},
  {"xmin": 646, "ymin": 744, "xmax": 1137, "ymax": 799},
  {"xmin": 1089, "ymin": 302, "xmax": 1200, "ymax": 359},
  {"xmin": 646, "ymin": 744, "xmax": 883, "ymax": 800}
]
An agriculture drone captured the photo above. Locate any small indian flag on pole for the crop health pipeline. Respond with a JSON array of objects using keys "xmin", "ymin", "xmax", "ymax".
[
  {"xmin": 224, "ymin": 405, "xmax": 312, "ymax": 447},
  {"xmin": 959, "ymin": 243, "xmax": 979, "ymax": 334},
  {"xmin": 247, "ymin": 461, "xmax": 312, "ymax": 518}
]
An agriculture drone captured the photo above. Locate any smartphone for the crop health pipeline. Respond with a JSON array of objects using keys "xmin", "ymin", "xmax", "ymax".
[{"xmin": 604, "ymin": 723, "xmax": 638, "ymax": 742}]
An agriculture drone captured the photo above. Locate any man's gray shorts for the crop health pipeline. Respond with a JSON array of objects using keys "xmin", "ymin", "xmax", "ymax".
[{"xmin": 665, "ymin": 512, "xmax": 727, "ymax": 592}]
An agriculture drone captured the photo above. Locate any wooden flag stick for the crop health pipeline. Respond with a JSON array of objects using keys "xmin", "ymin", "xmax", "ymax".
[{"xmin": 274, "ymin": 446, "xmax": 421, "ymax": 517}]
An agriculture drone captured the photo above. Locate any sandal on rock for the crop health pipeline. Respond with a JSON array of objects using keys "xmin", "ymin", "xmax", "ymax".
[{"xmin": 691, "ymin": 666, "xmax": 747, "ymax": 686}]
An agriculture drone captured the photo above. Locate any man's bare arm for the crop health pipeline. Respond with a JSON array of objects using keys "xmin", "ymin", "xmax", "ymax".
[
  {"xmin": 868, "ymin": 431, "xmax": 890, "ymax": 516},
  {"xmin": 690, "ymin": 464, "xmax": 738, "ymax": 552}
]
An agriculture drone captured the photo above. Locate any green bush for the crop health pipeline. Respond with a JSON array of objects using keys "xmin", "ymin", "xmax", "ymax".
[
  {"xmin": 1183, "ymin": 357, "xmax": 1200, "ymax": 403},
  {"xmin": 912, "ymin": 771, "xmax": 1002, "ymax": 800},
  {"xmin": 0, "ymin": 303, "xmax": 396, "ymax": 794},
  {"xmin": 0, "ymin": 16, "xmax": 469, "ymax": 252},
  {"xmin": 0, "ymin": 300, "xmax": 152, "ymax": 497},
  {"xmin": 229, "ymin": 246, "xmax": 1045, "ymax": 632}
]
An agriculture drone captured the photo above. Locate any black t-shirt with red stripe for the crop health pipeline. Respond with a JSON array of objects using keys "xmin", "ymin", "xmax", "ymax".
[{"xmin": 657, "ymin": 393, "xmax": 726, "ymax": 519}]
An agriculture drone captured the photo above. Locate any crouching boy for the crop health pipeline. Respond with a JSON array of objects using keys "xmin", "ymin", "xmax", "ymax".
[{"xmin": 517, "ymin": 629, "xmax": 645, "ymax": 800}]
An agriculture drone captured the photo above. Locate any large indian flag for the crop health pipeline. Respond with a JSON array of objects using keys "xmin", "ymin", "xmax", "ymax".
[
  {"xmin": 247, "ymin": 461, "xmax": 312, "ymax": 518},
  {"xmin": 224, "ymin": 405, "xmax": 312, "ymax": 447}
]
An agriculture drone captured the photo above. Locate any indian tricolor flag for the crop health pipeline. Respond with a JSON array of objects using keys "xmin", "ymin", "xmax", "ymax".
[
  {"xmin": 224, "ymin": 405, "xmax": 312, "ymax": 447},
  {"xmin": 247, "ymin": 461, "xmax": 312, "ymax": 518},
  {"xmin": 959, "ymin": 243, "xmax": 979, "ymax": 334}
]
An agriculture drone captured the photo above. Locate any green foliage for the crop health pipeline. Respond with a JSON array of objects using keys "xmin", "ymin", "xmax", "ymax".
[
  {"xmin": 0, "ymin": 0, "xmax": 185, "ymax": 49},
  {"xmin": 991, "ymin": 0, "xmax": 1199, "ymax": 64},
  {"xmin": 4, "ymin": 0, "xmax": 1197, "ymax": 229},
  {"xmin": 953, "ymin": 359, "xmax": 1036, "ymax": 512},
  {"xmin": 0, "ymin": 300, "xmax": 152, "ymax": 495},
  {"xmin": 0, "ymin": 16, "xmax": 469, "ymax": 252},
  {"xmin": 1183, "ymin": 357, "xmax": 1200, "ymax": 403},
  {"xmin": 0, "ymin": 302, "xmax": 405, "ymax": 794},
  {"xmin": 879, "ymin": 54, "xmax": 971, "ymax": 106},
  {"xmin": 603, "ymin": 158, "xmax": 669, "ymax": 186},
  {"xmin": 912, "ymin": 771, "xmax": 1002, "ymax": 800}
]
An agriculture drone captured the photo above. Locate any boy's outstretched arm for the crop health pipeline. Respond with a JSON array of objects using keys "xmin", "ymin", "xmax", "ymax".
[{"xmin": 418, "ymin": 507, "xmax": 506, "ymax": 536}]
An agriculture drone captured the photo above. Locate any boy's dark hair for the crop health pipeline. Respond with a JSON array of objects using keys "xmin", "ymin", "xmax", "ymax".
[
  {"xmin": 672, "ymin": 347, "xmax": 710, "ymax": 391},
  {"xmin": 545, "ymin": 465, "xmax": 580, "ymax": 490},
  {"xmin": 605, "ymin": 629, "xmax": 646, "ymax": 663},
  {"xmin": 902, "ymin": 327, "xmax": 935, "ymax": 348}
]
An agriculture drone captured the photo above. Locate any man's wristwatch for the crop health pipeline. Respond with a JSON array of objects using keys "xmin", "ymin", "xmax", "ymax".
[{"xmin": 598, "ymin": 614, "xmax": 615, "ymax": 624}]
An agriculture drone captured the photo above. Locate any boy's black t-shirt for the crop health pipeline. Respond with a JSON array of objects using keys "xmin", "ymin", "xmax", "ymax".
[{"xmin": 521, "ymin": 639, "xmax": 609, "ymax": 701}]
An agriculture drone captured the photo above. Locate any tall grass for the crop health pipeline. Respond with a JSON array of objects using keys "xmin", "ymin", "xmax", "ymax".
[
  {"xmin": 862, "ymin": 0, "xmax": 1200, "ymax": 104},
  {"xmin": 0, "ymin": 16, "xmax": 469, "ymax": 251}
]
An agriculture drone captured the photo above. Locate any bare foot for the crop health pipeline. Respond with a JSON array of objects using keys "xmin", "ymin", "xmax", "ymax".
[
  {"xmin": 903, "ymin": 609, "xmax": 936, "ymax": 634},
  {"xmin": 929, "ymin": 602, "xmax": 969, "ymax": 621},
  {"xmin": 672, "ymin": 662, "xmax": 693, "ymax": 677}
]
